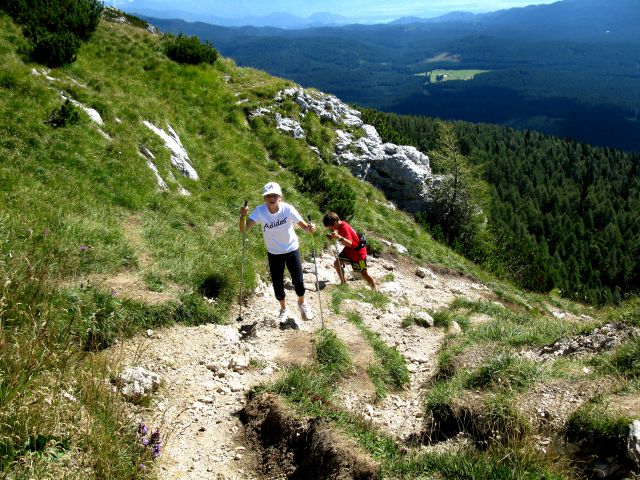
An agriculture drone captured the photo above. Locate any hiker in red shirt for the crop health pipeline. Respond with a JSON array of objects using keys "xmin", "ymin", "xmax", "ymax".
[{"xmin": 323, "ymin": 212, "xmax": 376, "ymax": 291}]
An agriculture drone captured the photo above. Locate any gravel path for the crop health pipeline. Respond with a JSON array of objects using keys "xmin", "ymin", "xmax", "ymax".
[{"xmin": 110, "ymin": 249, "xmax": 490, "ymax": 478}]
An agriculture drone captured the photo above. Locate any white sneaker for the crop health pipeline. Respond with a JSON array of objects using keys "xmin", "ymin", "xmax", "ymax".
[
  {"xmin": 298, "ymin": 302, "xmax": 313, "ymax": 321},
  {"xmin": 278, "ymin": 309, "xmax": 288, "ymax": 322}
]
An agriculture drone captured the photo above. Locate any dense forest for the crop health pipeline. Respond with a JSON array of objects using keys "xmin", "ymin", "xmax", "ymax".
[{"xmin": 361, "ymin": 109, "xmax": 640, "ymax": 304}]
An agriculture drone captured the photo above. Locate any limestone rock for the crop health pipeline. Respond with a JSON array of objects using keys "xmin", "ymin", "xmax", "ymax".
[
  {"xmin": 115, "ymin": 367, "xmax": 161, "ymax": 403},
  {"xmin": 275, "ymin": 86, "xmax": 435, "ymax": 213},
  {"xmin": 413, "ymin": 311, "xmax": 435, "ymax": 327}
]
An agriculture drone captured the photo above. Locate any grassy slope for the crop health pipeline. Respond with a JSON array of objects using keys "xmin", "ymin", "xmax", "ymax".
[
  {"xmin": 0, "ymin": 13, "xmax": 474, "ymax": 478},
  {"xmin": 1, "ymin": 12, "xmax": 638, "ymax": 479}
]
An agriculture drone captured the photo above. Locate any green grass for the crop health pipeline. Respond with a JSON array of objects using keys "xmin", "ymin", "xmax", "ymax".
[
  {"xmin": 466, "ymin": 354, "xmax": 541, "ymax": 391},
  {"xmin": 603, "ymin": 296, "xmax": 640, "ymax": 327},
  {"xmin": 420, "ymin": 295, "xmax": 640, "ymax": 479},
  {"xmin": 609, "ymin": 337, "xmax": 640, "ymax": 378},
  {"xmin": 444, "ymin": 298, "xmax": 577, "ymax": 347},
  {"xmin": 384, "ymin": 445, "xmax": 567, "ymax": 480},
  {"xmin": 330, "ymin": 284, "xmax": 389, "ymax": 314},
  {"xmin": 345, "ymin": 311, "xmax": 410, "ymax": 400},
  {"xmin": 315, "ymin": 328, "xmax": 353, "ymax": 380},
  {"xmin": 591, "ymin": 336, "xmax": 640, "ymax": 379},
  {"xmin": 0, "ymin": 245, "xmax": 153, "ymax": 477}
]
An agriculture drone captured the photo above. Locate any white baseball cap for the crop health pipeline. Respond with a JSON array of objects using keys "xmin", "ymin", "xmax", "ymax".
[{"xmin": 261, "ymin": 182, "xmax": 282, "ymax": 197}]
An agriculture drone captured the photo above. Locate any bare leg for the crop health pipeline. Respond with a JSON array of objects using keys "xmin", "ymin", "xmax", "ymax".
[
  {"xmin": 279, "ymin": 298, "xmax": 286, "ymax": 310},
  {"xmin": 333, "ymin": 258, "xmax": 347, "ymax": 284},
  {"xmin": 360, "ymin": 269, "xmax": 377, "ymax": 291}
]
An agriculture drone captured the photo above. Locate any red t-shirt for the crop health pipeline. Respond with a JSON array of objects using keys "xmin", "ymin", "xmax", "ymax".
[{"xmin": 337, "ymin": 221, "xmax": 366, "ymax": 262}]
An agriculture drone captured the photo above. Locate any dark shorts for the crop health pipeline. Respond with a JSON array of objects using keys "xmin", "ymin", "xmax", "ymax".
[{"xmin": 338, "ymin": 250, "xmax": 368, "ymax": 272}]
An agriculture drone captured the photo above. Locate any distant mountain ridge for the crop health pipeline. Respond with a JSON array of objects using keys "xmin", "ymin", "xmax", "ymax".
[
  {"xmin": 127, "ymin": 9, "xmax": 354, "ymax": 28},
  {"xmin": 391, "ymin": 0, "xmax": 640, "ymax": 42},
  {"xmin": 126, "ymin": 0, "xmax": 640, "ymax": 39},
  {"xmin": 142, "ymin": 0, "xmax": 640, "ymax": 152}
]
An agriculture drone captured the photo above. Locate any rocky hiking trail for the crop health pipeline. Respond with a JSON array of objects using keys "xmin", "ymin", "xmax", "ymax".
[{"xmin": 109, "ymin": 247, "xmax": 496, "ymax": 479}]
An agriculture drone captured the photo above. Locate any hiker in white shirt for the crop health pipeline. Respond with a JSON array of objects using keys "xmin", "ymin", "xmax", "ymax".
[{"xmin": 239, "ymin": 182, "xmax": 316, "ymax": 324}]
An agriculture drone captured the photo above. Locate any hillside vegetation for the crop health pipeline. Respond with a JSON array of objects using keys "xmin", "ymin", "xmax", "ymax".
[
  {"xmin": 0, "ymin": 9, "xmax": 467, "ymax": 477},
  {"xmin": 0, "ymin": 8, "xmax": 639, "ymax": 480}
]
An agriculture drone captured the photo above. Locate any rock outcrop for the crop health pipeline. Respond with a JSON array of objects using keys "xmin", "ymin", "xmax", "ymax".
[{"xmin": 270, "ymin": 87, "xmax": 433, "ymax": 212}]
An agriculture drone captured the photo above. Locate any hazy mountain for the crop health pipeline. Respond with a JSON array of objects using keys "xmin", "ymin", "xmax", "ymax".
[
  {"xmin": 479, "ymin": 0, "xmax": 640, "ymax": 42},
  {"xmin": 390, "ymin": 11, "xmax": 480, "ymax": 25},
  {"xmin": 389, "ymin": 0, "xmax": 640, "ymax": 42},
  {"xmin": 229, "ymin": 12, "xmax": 353, "ymax": 28},
  {"xmin": 128, "ymin": 9, "xmax": 354, "ymax": 28},
  {"xmin": 143, "ymin": 0, "xmax": 640, "ymax": 152}
]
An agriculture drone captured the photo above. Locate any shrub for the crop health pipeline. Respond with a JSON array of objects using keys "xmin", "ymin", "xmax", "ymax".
[
  {"xmin": 31, "ymin": 29, "xmax": 80, "ymax": 67},
  {"xmin": 46, "ymin": 99, "xmax": 80, "ymax": 128},
  {"xmin": 297, "ymin": 164, "xmax": 356, "ymax": 220},
  {"xmin": 164, "ymin": 33, "xmax": 218, "ymax": 65},
  {"xmin": 2, "ymin": 0, "xmax": 102, "ymax": 66}
]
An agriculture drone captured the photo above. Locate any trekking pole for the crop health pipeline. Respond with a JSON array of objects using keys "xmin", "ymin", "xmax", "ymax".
[
  {"xmin": 308, "ymin": 215, "xmax": 324, "ymax": 329},
  {"xmin": 333, "ymin": 239, "xmax": 345, "ymax": 284},
  {"xmin": 237, "ymin": 200, "xmax": 248, "ymax": 322}
]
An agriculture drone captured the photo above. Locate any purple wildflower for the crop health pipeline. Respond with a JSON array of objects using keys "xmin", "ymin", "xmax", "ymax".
[
  {"xmin": 149, "ymin": 429, "xmax": 161, "ymax": 443},
  {"xmin": 151, "ymin": 443, "xmax": 161, "ymax": 458},
  {"xmin": 79, "ymin": 245, "xmax": 89, "ymax": 252},
  {"xmin": 137, "ymin": 423, "xmax": 148, "ymax": 436}
]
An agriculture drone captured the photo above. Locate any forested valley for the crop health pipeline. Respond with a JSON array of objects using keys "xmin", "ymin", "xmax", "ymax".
[
  {"xmin": 361, "ymin": 109, "xmax": 640, "ymax": 304},
  {"xmin": 145, "ymin": 0, "xmax": 640, "ymax": 153}
]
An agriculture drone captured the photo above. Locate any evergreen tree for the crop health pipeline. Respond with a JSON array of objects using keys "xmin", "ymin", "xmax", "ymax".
[{"xmin": 420, "ymin": 122, "xmax": 490, "ymax": 260}]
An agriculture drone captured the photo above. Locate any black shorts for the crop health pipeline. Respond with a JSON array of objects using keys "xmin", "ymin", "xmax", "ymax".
[{"xmin": 338, "ymin": 250, "xmax": 368, "ymax": 272}]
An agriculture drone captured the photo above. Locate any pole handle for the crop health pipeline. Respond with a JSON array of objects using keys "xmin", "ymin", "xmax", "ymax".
[{"xmin": 241, "ymin": 200, "xmax": 248, "ymax": 229}]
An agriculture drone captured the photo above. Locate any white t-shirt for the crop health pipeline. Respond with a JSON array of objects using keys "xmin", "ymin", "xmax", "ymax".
[{"xmin": 249, "ymin": 202, "xmax": 303, "ymax": 255}]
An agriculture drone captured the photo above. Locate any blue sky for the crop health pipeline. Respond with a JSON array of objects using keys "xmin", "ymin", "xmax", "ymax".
[{"xmin": 107, "ymin": 0, "xmax": 561, "ymax": 22}]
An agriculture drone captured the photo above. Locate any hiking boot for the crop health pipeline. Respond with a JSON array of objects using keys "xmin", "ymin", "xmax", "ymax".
[
  {"xmin": 298, "ymin": 302, "xmax": 313, "ymax": 321},
  {"xmin": 279, "ymin": 318, "xmax": 299, "ymax": 330},
  {"xmin": 277, "ymin": 308, "xmax": 288, "ymax": 322}
]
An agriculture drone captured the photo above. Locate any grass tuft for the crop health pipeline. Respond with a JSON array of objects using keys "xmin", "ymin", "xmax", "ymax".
[
  {"xmin": 330, "ymin": 284, "xmax": 389, "ymax": 314},
  {"xmin": 563, "ymin": 396, "xmax": 630, "ymax": 460},
  {"xmin": 466, "ymin": 354, "xmax": 541, "ymax": 391},
  {"xmin": 315, "ymin": 328, "xmax": 352, "ymax": 381},
  {"xmin": 345, "ymin": 311, "xmax": 409, "ymax": 400}
]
